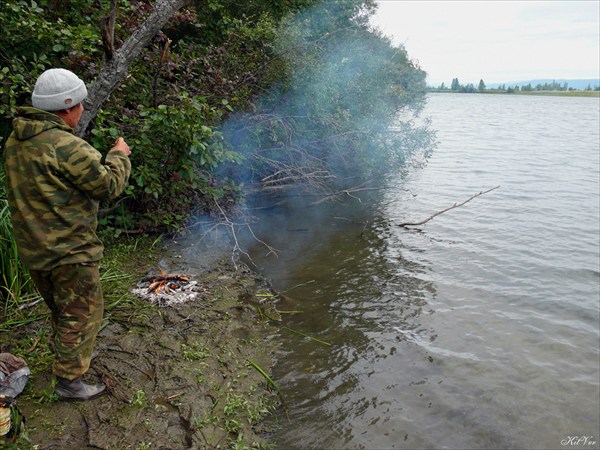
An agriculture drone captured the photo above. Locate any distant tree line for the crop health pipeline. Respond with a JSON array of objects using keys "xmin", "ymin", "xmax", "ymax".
[{"xmin": 432, "ymin": 78, "xmax": 600, "ymax": 93}]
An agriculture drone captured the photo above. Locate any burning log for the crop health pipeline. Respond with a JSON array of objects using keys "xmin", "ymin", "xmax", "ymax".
[
  {"xmin": 132, "ymin": 273, "xmax": 206, "ymax": 307},
  {"xmin": 143, "ymin": 273, "xmax": 191, "ymax": 295},
  {"xmin": 141, "ymin": 274, "xmax": 190, "ymax": 283}
]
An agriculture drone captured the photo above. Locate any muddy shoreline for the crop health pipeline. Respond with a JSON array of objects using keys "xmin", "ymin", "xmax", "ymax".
[{"xmin": 2, "ymin": 239, "xmax": 284, "ymax": 449}]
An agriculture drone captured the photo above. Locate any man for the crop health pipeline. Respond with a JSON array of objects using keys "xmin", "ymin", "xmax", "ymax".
[{"xmin": 3, "ymin": 68, "xmax": 132, "ymax": 401}]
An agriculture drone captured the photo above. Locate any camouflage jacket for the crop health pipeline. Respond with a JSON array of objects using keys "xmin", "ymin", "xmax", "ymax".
[{"xmin": 3, "ymin": 107, "xmax": 131, "ymax": 270}]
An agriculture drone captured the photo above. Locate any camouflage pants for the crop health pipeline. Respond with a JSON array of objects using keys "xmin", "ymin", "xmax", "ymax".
[{"xmin": 29, "ymin": 262, "xmax": 103, "ymax": 380}]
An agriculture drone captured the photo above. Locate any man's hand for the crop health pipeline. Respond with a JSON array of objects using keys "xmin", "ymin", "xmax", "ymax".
[{"xmin": 113, "ymin": 137, "xmax": 131, "ymax": 156}]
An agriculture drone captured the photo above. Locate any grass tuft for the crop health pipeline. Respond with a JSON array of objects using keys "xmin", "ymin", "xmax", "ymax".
[{"xmin": 246, "ymin": 359, "xmax": 286, "ymax": 406}]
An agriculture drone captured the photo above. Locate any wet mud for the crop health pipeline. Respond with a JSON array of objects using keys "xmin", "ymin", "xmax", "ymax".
[{"xmin": 3, "ymin": 256, "xmax": 283, "ymax": 449}]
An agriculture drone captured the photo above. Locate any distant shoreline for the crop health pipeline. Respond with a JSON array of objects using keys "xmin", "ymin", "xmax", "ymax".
[{"xmin": 427, "ymin": 89, "xmax": 600, "ymax": 98}]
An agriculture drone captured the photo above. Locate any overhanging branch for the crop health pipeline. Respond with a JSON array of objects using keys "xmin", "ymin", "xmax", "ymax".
[{"xmin": 76, "ymin": 0, "xmax": 187, "ymax": 136}]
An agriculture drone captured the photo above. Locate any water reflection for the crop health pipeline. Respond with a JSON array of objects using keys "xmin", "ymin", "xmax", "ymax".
[
  {"xmin": 245, "ymin": 197, "xmax": 438, "ymax": 448},
  {"xmin": 236, "ymin": 94, "xmax": 600, "ymax": 450}
]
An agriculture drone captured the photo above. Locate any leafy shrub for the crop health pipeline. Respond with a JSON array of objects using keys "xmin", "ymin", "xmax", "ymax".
[
  {"xmin": 220, "ymin": 0, "xmax": 434, "ymax": 194},
  {"xmin": 1, "ymin": 0, "xmax": 433, "ymax": 231},
  {"xmin": 90, "ymin": 94, "xmax": 242, "ymax": 232}
]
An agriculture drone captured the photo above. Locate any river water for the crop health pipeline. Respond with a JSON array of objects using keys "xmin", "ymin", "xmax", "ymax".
[{"xmin": 250, "ymin": 93, "xmax": 599, "ymax": 449}]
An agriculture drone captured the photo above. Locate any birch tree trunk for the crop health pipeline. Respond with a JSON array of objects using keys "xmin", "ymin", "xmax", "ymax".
[{"xmin": 76, "ymin": 0, "xmax": 187, "ymax": 136}]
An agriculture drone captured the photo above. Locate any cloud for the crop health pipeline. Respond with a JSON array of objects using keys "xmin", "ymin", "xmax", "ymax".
[{"xmin": 371, "ymin": 0, "xmax": 600, "ymax": 84}]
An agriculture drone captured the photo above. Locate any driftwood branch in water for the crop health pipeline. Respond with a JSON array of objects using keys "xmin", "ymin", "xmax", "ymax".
[{"xmin": 398, "ymin": 186, "xmax": 500, "ymax": 227}]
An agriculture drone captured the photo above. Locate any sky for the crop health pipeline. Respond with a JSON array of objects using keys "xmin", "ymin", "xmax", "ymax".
[{"xmin": 370, "ymin": 0, "xmax": 600, "ymax": 86}]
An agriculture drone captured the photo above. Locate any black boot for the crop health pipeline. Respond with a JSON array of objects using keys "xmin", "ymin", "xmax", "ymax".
[{"xmin": 55, "ymin": 377, "xmax": 105, "ymax": 401}]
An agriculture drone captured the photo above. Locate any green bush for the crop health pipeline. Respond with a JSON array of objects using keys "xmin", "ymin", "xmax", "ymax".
[
  {"xmin": 220, "ymin": 0, "xmax": 433, "ymax": 193},
  {"xmin": 90, "ymin": 94, "xmax": 242, "ymax": 232},
  {"xmin": 0, "ymin": 0, "xmax": 436, "ymax": 302},
  {"xmin": 1, "ymin": 0, "xmax": 433, "ymax": 230}
]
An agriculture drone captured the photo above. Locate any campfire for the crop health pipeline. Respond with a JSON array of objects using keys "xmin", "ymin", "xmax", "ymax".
[
  {"xmin": 146, "ymin": 274, "xmax": 189, "ymax": 295},
  {"xmin": 132, "ymin": 272, "xmax": 206, "ymax": 307}
]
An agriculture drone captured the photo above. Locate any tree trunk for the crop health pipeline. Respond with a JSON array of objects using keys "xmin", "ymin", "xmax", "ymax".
[{"xmin": 76, "ymin": 0, "xmax": 187, "ymax": 136}]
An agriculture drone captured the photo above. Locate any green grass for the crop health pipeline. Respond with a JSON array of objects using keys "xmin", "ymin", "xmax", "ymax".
[
  {"xmin": 0, "ymin": 229, "xmax": 162, "ymax": 413},
  {"xmin": 480, "ymin": 90, "xmax": 600, "ymax": 97},
  {"xmin": 0, "ymin": 215, "xmax": 162, "ymax": 333},
  {"xmin": 1, "ymin": 166, "xmax": 39, "ymax": 326},
  {"xmin": 97, "ymin": 232, "xmax": 163, "ymax": 326},
  {"xmin": 514, "ymin": 90, "xmax": 599, "ymax": 97},
  {"xmin": 246, "ymin": 359, "xmax": 286, "ymax": 405}
]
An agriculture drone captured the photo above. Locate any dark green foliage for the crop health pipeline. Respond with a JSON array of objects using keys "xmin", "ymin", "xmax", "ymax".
[
  {"xmin": 0, "ymin": 0, "xmax": 434, "ymax": 304},
  {"xmin": 0, "ymin": 0, "xmax": 277, "ymax": 232},
  {"xmin": 446, "ymin": 78, "xmax": 483, "ymax": 93},
  {"xmin": 0, "ymin": 1, "xmax": 66, "ymax": 138},
  {"xmin": 90, "ymin": 95, "xmax": 242, "ymax": 232},
  {"xmin": 182, "ymin": 0, "xmax": 318, "ymax": 45},
  {"xmin": 1, "ymin": 0, "xmax": 432, "ymax": 226}
]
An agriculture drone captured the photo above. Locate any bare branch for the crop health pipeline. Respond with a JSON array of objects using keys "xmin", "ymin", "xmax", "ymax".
[
  {"xmin": 308, "ymin": 180, "xmax": 400, "ymax": 205},
  {"xmin": 398, "ymin": 186, "xmax": 500, "ymax": 227},
  {"xmin": 77, "ymin": 0, "xmax": 187, "ymax": 135},
  {"xmin": 152, "ymin": 35, "xmax": 172, "ymax": 107},
  {"xmin": 100, "ymin": 0, "xmax": 117, "ymax": 61},
  {"xmin": 184, "ymin": 202, "xmax": 280, "ymax": 270}
]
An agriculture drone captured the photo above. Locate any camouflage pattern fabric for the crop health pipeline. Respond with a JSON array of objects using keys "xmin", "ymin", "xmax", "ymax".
[
  {"xmin": 29, "ymin": 263, "xmax": 103, "ymax": 379},
  {"xmin": 3, "ymin": 106, "xmax": 131, "ymax": 380},
  {"xmin": 3, "ymin": 106, "xmax": 131, "ymax": 271}
]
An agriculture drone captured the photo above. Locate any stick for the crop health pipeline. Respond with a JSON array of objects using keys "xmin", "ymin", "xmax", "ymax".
[
  {"xmin": 398, "ymin": 186, "xmax": 500, "ymax": 227},
  {"xmin": 141, "ymin": 274, "xmax": 189, "ymax": 283},
  {"xmin": 27, "ymin": 336, "xmax": 42, "ymax": 353},
  {"xmin": 152, "ymin": 35, "xmax": 172, "ymax": 107},
  {"xmin": 18, "ymin": 298, "xmax": 43, "ymax": 310},
  {"xmin": 100, "ymin": 0, "xmax": 117, "ymax": 60},
  {"xmin": 166, "ymin": 392, "xmax": 184, "ymax": 401}
]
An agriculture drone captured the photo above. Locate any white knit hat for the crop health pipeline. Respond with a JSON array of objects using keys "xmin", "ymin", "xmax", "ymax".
[{"xmin": 31, "ymin": 68, "xmax": 88, "ymax": 111}]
